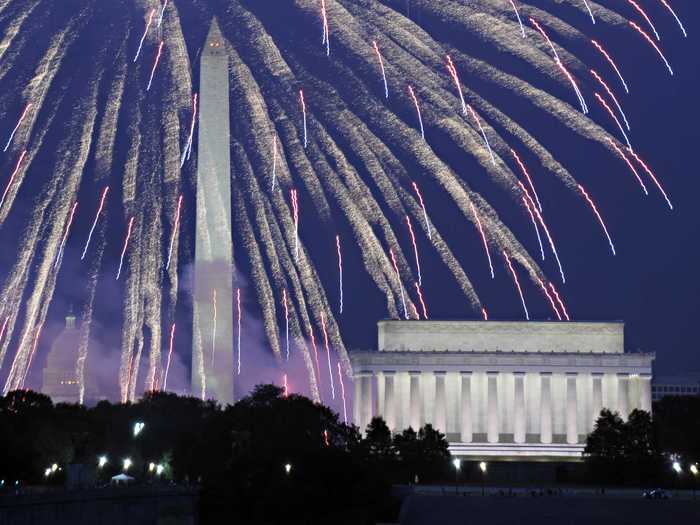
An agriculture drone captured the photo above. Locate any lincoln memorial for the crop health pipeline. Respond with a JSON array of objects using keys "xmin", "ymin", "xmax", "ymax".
[{"xmin": 350, "ymin": 320, "xmax": 654, "ymax": 460}]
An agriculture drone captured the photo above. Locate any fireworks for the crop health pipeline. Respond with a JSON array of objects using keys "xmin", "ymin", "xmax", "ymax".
[
  {"xmin": 606, "ymin": 137, "xmax": 648, "ymax": 195},
  {"xmin": 548, "ymin": 283, "xmax": 570, "ymax": 321},
  {"xmin": 290, "ymin": 189, "xmax": 299, "ymax": 263},
  {"xmin": 414, "ymin": 282, "xmax": 428, "ymax": 319},
  {"xmin": 590, "ymin": 70, "xmax": 630, "ymax": 131},
  {"xmin": 336, "ymin": 362, "xmax": 347, "ymax": 424},
  {"xmin": 412, "ymin": 182, "xmax": 432, "ymax": 240},
  {"xmin": 508, "ymin": 1, "xmax": 525, "ymax": 37},
  {"xmin": 405, "ymin": 215, "xmax": 422, "ymax": 286},
  {"xmin": 628, "ymin": 149, "xmax": 673, "ymax": 210},
  {"xmin": 283, "ymin": 289, "xmax": 290, "ymax": 361},
  {"xmin": 210, "ymin": 288, "xmax": 217, "ymax": 365},
  {"xmin": 628, "ymin": 21, "xmax": 673, "ymax": 76},
  {"xmin": 180, "ymin": 94, "xmax": 198, "ymax": 167},
  {"xmin": 407, "ymin": 84, "xmax": 425, "ymax": 141},
  {"xmin": 537, "ymin": 278, "xmax": 562, "ymax": 320},
  {"xmin": 157, "ymin": 0, "xmax": 168, "ymax": 28},
  {"xmin": 283, "ymin": 373, "xmax": 289, "ymax": 397},
  {"xmin": 320, "ymin": 312, "xmax": 335, "ymax": 399},
  {"xmin": 0, "ymin": 150, "xmax": 27, "ymax": 211},
  {"xmin": 320, "ymin": 0, "xmax": 330, "ymax": 57},
  {"xmin": 0, "ymin": 317, "xmax": 8, "ymax": 346},
  {"xmin": 594, "ymin": 93, "xmax": 632, "ymax": 150},
  {"xmin": 81, "ymin": 186, "xmax": 109, "ymax": 260},
  {"xmin": 659, "ymin": 0, "xmax": 687, "ymax": 38},
  {"xmin": 466, "ymin": 104, "xmax": 496, "ymax": 165},
  {"xmin": 578, "ymin": 185, "xmax": 616, "ymax": 256},
  {"xmin": 162, "ymin": 323, "xmax": 176, "ymax": 391},
  {"xmin": 146, "ymin": 41, "xmax": 164, "ymax": 91},
  {"xmin": 446, "ymin": 55, "xmax": 467, "ymax": 115},
  {"xmin": 511, "ymin": 149, "xmax": 542, "ymax": 212},
  {"xmin": 309, "ymin": 323, "xmax": 322, "ymax": 394},
  {"xmin": 236, "ymin": 288, "xmax": 242, "ymax": 375},
  {"xmin": 54, "ymin": 201, "xmax": 78, "ymax": 269},
  {"xmin": 271, "ymin": 134, "xmax": 278, "ymax": 191},
  {"xmin": 115, "ymin": 217, "xmax": 134, "ymax": 280},
  {"xmin": 389, "ymin": 248, "xmax": 408, "ymax": 319},
  {"xmin": 627, "ymin": 0, "xmax": 660, "ymax": 41},
  {"xmin": 582, "ymin": 0, "xmax": 596, "ymax": 25},
  {"xmin": 481, "ymin": 307, "xmax": 488, "ymax": 321},
  {"xmin": 522, "ymin": 196, "xmax": 544, "ymax": 261},
  {"xmin": 591, "ymin": 40, "xmax": 629, "ymax": 94},
  {"xmin": 3, "ymin": 103, "xmax": 32, "ymax": 152},
  {"xmin": 133, "ymin": 9, "xmax": 156, "ymax": 63},
  {"xmin": 20, "ymin": 324, "xmax": 43, "ymax": 389},
  {"xmin": 165, "ymin": 195, "xmax": 183, "ymax": 270},
  {"xmin": 372, "ymin": 40, "xmax": 389, "ymax": 99},
  {"xmin": 469, "ymin": 201, "xmax": 494, "ymax": 279},
  {"xmin": 299, "ymin": 89, "xmax": 307, "ymax": 148},
  {"xmin": 335, "ymin": 235, "xmax": 343, "ymax": 313},
  {"xmin": 503, "ymin": 251, "xmax": 529, "ymax": 321}
]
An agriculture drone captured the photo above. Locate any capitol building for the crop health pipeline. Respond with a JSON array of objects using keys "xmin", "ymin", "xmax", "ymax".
[{"xmin": 350, "ymin": 320, "xmax": 653, "ymax": 460}]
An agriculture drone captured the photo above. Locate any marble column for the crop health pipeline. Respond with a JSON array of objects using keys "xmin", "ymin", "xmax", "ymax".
[
  {"xmin": 486, "ymin": 372, "xmax": 499, "ymax": 443},
  {"xmin": 591, "ymin": 372, "xmax": 603, "ymax": 431},
  {"xmin": 639, "ymin": 373, "xmax": 652, "ymax": 413},
  {"xmin": 361, "ymin": 373, "xmax": 373, "ymax": 432},
  {"xmin": 513, "ymin": 372, "xmax": 526, "ymax": 444},
  {"xmin": 384, "ymin": 372, "xmax": 396, "ymax": 431},
  {"xmin": 566, "ymin": 373, "xmax": 578, "ymax": 444},
  {"xmin": 540, "ymin": 372, "xmax": 552, "ymax": 444},
  {"xmin": 375, "ymin": 372, "xmax": 384, "ymax": 421},
  {"xmin": 409, "ymin": 371, "xmax": 421, "ymax": 430},
  {"xmin": 353, "ymin": 371, "xmax": 363, "ymax": 429},
  {"xmin": 460, "ymin": 372, "xmax": 472, "ymax": 443},
  {"xmin": 617, "ymin": 373, "xmax": 629, "ymax": 420},
  {"xmin": 434, "ymin": 372, "xmax": 447, "ymax": 432}
]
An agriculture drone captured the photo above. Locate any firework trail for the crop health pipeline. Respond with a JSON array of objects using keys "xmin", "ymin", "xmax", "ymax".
[
  {"xmin": 523, "ymin": 196, "xmax": 545, "ymax": 260},
  {"xmin": 594, "ymin": 93, "xmax": 632, "ymax": 150},
  {"xmin": 3, "ymin": 103, "xmax": 32, "ymax": 152},
  {"xmin": 210, "ymin": 288, "xmax": 218, "ymax": 367},
  {"xmin": 627, "ymin": 0, "xmax": 661, "ymax": 41},
  {"xmin": 323, "ymin": 429, "xmax": 330, "ymax": 446},
  {"xmin": 321, "ymin": 0, "xmax": 330, "ymax": 57},
  {"xmin": 81, "ymin": 186, "xmax": 109, "ymax": 260},
  {"xmin": 411, "ymin": 303, "xmax": 420, "ymax": 320},
  {"xmin": 158, "ymin": 0, "xmax": 168, "ymax": 28},
  {"xmin": 503, "ymin": 251, "xmax": 529, "ymax": 320},
  {"xmin": 290, "ymin": 189, "xmax": 299, "ymax": 262},
  {"xmin": 271, "ymin": 134, "xmax": 278, "ymax": 190},
  {"xmin": 309, "ymin": 322, "xmax": 322, "ymax": 394},
  {"xmin": 162, "ymin": 323, "xmax": 175, "ymax": 391},
  {"xmin": 659, "ymin": 0, "xmax": 687, "ymax": 38},
  {"xmin": 389, "ymin": 248, "xmax": 408, "ymax": 319},
  {"xmin": 578, "ymin": 184, "xmax": 616, "ymax": 256},
  {"xmin": 405, "ymin": 215, "xmax": 422, "ymax": 285},
  {"xmin": 590, "ymin": 70, "xmax": 630, "ymax": 131},
  {"xmin": 299, "ymin": 89, "xmax": 308, "ymax": 148},
  {"xmin": 115, "ymin": 216, "xmax": 134, "ymax": 280},
  {"xmin": 283, "ymin": 373, "xmax": 288, "ymax": 397},
  {"xmin": 165, "ymin": 194, "xmax": 183, "ymax": 270},
  {"xmin": 372, "ymin": 40, "xmax": 389, "ymax": 99},
  {"xmin": 320, "ymin": 311, "xmax": 335, "ymax": 399},
  {"xmin": 582, "ymin": 0, "xmax": 596, "ymax": 24},
  {"xmin": 337, "ymin": 362, "xmax": 347, "ymax": 423},
  {"xmin": 283, "ymin": 288, "xmax": 290, "ymax": 361},
  {"xmin": 508, "ymin": 1, "xmax": 526, "ymax": 37},
  {"xmin": 411, "ymin": 182, "xmax": 432, "ymax": 241},
  {"xmin": 133, "ymin": 9, "xmax": 156, "ymax": 63},
  {"xmin": 628, "ymin": 149, "xmax": 673, "ymax": 210},
  {"xmin": 548, "ymin": 283, "xmax": 570, "ymax": 321},
  {"xmin": 537, "ymin": 278, "xmax": 562, "ymax": 320},
  {"xmin": 236, "ymin": 288, "xmax": 242, "ymax": 375},
  {"xmin": 180, "ymin": 93, "xmax": 197, "ymax": 167},
  {"xmin": 467, "ymin": 104, "xmax": 496, "ymax": 165},
  {"xmin": 591, "ymin": 40, "xmax": 629, "ymax": 94},
  {"xmin": 414, "ymin": 282, "xmax": 428, "ymax": 319},
  {"xmin": 335, "ymin": 235, "xmax": 343, "ymax": 313},
  {"xmin": 511, "ymin": 149, "xmax": 543, "ymax": 211},
  {"xmin": 53, "ymin": 201, "xmax": 78, "ymax": 269},
  {"xmin": 407, "ymin": 84, "xmax": 425, "ymax": 141},
  {"xmin": 20, "ymin": 324, "xmax": 43, "ymax": 389},
  {"xmin": 481, "ymin": 307, "xmax": 489, "ymax": 320},
  {"xmin": 606, "ymin": 137, "xmax": 648, "ymax": 194},
  {"xmin": 0, "ymin": 150, "xmax": 27, "ymax": 211},
  {"xmin": 146, "ymin": 41, "xmax": 164, "ymax": 91},
  {"xmin": 628, "ymin": 21, "xmax": 673, "ymax": 75},
  {"xmin": 0, "ymin": 317, "xmax": 8, "ymax": 346},
  {"xmin": 446, "ymin": 54, "xmax": 467, "ymax": 114},
  {"xmin": 469, "ymin": 201, "xmax": 495, "ymax": 279}
]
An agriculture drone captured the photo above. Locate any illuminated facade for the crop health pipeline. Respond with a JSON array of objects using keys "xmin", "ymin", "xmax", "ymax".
[
  {"xmin": 351, "ymin": 320, "xmax": 654, "ymax": 460},
  {"xmin": 41, "ymin": 313, "xmax": 81, "ymax": 403}
]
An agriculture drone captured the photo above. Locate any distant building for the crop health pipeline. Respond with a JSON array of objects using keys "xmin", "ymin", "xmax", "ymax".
[{"xmin": 652, "ymin": 375, "xmax": 700, "ymax": 401}]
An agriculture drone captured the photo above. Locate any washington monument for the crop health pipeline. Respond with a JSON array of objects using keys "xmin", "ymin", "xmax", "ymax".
[{"xmin": 193, "ymin": 19, "xmax": 234, "ymax": 403}]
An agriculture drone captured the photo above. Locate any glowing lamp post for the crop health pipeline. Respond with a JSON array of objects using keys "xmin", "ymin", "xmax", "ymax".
[
  {"xmin": 156, "ymin": 464, "xmax": 164, "ymax": 476},
  {"xmin": 284, "ymin": 463, "xmax": 292, "ymax": 475},
  {"xmin": 123, "ymin": 458, "xmax": 132, "ymax": 472},
  {"xmin": 690, "ymin": 464, "xmax": 698, "ymax": 499},
  {"xmin": 133, "ymin": 422, "xmax": 145, "ymax": 437},
  {"xmin": 479, "ymin": 461, "xmax": 487, "ymax": 496},
  {"xmin": 452, "ymin": 458, "xmax": 461, "ymax": 494},
  {"xmin": 98, "ymin": 456, "xmax": 108, "ymax": 469},
  {"xmin": 148, "ymin": 462, "xmax": 156, "ymax": 473}
]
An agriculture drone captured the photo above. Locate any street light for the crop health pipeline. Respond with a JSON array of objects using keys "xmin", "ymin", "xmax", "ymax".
[
  {"xmin": 44, "ymin": 468, "xmax": 51, "ymax": 478},
  {"xmin": 98, "ymin": 456, "xmax": 108, "ymax": 468},
  {"xmin": 672, "ymin": 461, "xmax": 682, "ymax": 474},
  {"xmin": 133, "ymin": 422, "xmax": 145, "ymax": 437},
  {"xmin": 479, "ymin": 461, "xmax": 487, "ymax": 496},
  {"xmin": 148, "ymin": 462, "xmax": 156, "ymax": 473},
  {"xmin": 452, "ymin": 459, "xmax": 461, "ymax": 495},
  {"xmin": 51, "ymin": 463, "xmax": 58, "ymax": 473},
  {"xmin": 123, "ymin": 458, "xmax": 132, "ymax": 472},
  {"xmin": 690, "ymin": 464, "xmax": 698, "ymax": 499},
  {"xmin": 156, "ymin": 464, "xmax": 164, "ymax": 476},
  {"xmin": 284, "ymin": 463, "xmax": 292, "ymax": 475}
]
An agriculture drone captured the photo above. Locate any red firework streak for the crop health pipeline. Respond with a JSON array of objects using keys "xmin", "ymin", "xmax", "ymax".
[
  {"xmin": 628, "ymin": 21, "xmax": 673, "ymax": 75},
  {"xmin": 590, "ymin": 70, "xmax": 630, "ymax": 131},
  {"xmin": 405, "ymin": 215, "xmax": 422, "ymax": 285},
  {"xmin": 591, "ymin": 40, "xmax": 629, "ymax": 94},
  {"xmin": 320, "ymin": 0, "xmax": 330, "ymax": 56},
  {"xmin": 511, "ymin": 148, "xmax": 543, "ymax": 211},
  {"xmin": 414, "ymin": 282, "xmax": 428, "ymax": 319},
  {"xmin": 54, "ymin": 201, "xmax": 79, "ymax": 269},
  {"xmin": 469, "ymin": 201, "xmax": 495, "ymax": 279},
  {"xmin": 81, "ymin": 186, "xmax": 109, "ymax": 260},
  {"xmin": 291, "ymin": 189, "xmax": 299, "ymax": 262},
  {"xmin": 594, "ymin": 93, "xmax": 631, "ymax": 150},
  {"xmin": 372, "ymin": 40, "xmax": 389, "ymax": 99},
  {"xmin": 320, "ymin": 312, "xmax": 335, "ymax": 399},
  {"xmin": 578, "ymin": 184, "xmax": 616, "ymax": 256},
  {"xmin": 466, "ymin": 104, "xmax": 496, "ymax": 164},
  {"xmin": 323, "ymin": 429, "xmax": 330, "ymax": 446},
  {"xmin": 628, "ymin": 149, "xmax": 673, "ymax": 209},
  {"xmin": 116, "ymin": 217, "xmax": 135, "ymax": 280},
  {"xmin": 236, "ymin": 288, "xmax": 242, "ymax": 375},
  {"xmin": 445, "ymin": 54, "xmax": 467, "ymax": 114},
  {"xmin": 309, "ymin": 323, "xmax": 322, "ymax": 394},
  {"xmin": 626, "ymin": 0, "xmax": 660, "ymax": 41},
  {"xmin": 407, "ymin": 85, "xmax": 425, "ymax": 141},
  {"xmin": 336, "ymin": 235, "xmax": 343, "ymax": 313},
  {"xmin": 337, "ymin": 361, "xmax": 348, "ymax": 423},
  {"xmin": 502, "ymin": 251, "xmax": 530, "ymax": 320},
  {"xmin": 389, "ymin": 247, "xmax": 408, "ymax": 319},
  {"xmin": 283, "ymin": 289, "xmax": 290, "ymax": 361},
  {"xmin": 166, "ymin": 194, "xmax": 183, "ymax": 270},
  {"xmin": 412, "ymin": 181, "xmax": 432, "ymax": 240},
  {"xmin": 537, "ymin": 278, "xmax": 562, "ymax": 320},
  {"xmin": 20, "ymin": 323, "xmax": 44, "ymax": 389},
  {"xmin": 299, "ymin": 89, "xmax": 308, "ymax": 148},
  {"xmin": 146, "ymin": 41, "xmax": 165, "ymax": 91},
  {"xmin": 133, "ymin": 8, "xmax": 156, "ymax": 62},
  {"xmin": 659, "ymin": 0, "xmax": 687, "ymax": 38},
  {"xmin": 548, "ymin": 282, "xmax": 570, "ymax": 321},
  {"xmin": 0, "ymin": 150, "xmax": 28, "ymax": 210},
  {"xmin": 0, "ymin": 316, "xmax": 9, "ymax": 345},
  {"xmin": 522, "ymin": 196, "xmax": 545, "ymax": 261},
  {"xmin": 283, "ymin": 373, "xmax": 289, "ymax": 397},
  {"xmin": 605, "ymin": 137, "xmax": 648, "ymax": 195},
  {"xmin": 4, "ymin": 103, "xmax": 32, "ymax": 152},
  {"xmin": 162, "ymin": 323, "xmax": 176, "ymax": 391},
  {"xmin": 481, "ymin": 307, "xmax": 489, "ymax": 320},
  {"xmin": 411, "ymin": 302, "xmax": 420, "ymax": 320}
]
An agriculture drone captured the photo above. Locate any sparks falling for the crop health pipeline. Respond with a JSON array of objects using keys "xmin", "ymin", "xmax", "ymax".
[
  {"xmin": 389, "ymin": 248, "xmax": 408, "ymax": 319},
  {"xmin": 81, "ymin": 186, "xmax": 109, "ymax": 260},
  {"xmin": 578, "ymin": 184, "xmax": 616, "ymax": 256},
  {"xmin": 466, "ymin": 104, "xmax": 496, "ymax": 165},
  {"xmin": 3, "ymin": 103, "xmax": 32, "ymax": 152},
  {"xmin": 481, "ymin": 307, "xmax": 488, "ymax": 321},
  {"xmin": 299, "ymin": 89, "xmax": 307, "ymax": 148},
  {"xmin": 165, "ymin": 194, "xmax": 183, "ymax": 270},
  {"xmin": 628, "ymin": 149, "xmax": 673, "ymax": 210},
  {"xmin": 290, "ymin": 189, "xmax": 299, "ymax": 263},
  {"xmin": 0, "ymin": 150, "xmax": 27, "ymax": 211},
  {"xmin": 162, "ymin": 323, "xmax": 176, "ymax": 391},
  {"xmin": 511, "ymin": 148, "xmax": 543, "ymax": 211},
  {"xmin": 407, "ymin": 84, "xmax": 425, "ymax": 141},
  {"xmin": 146, "ymin": 41, "xmax": 164, "ymax": 92},
  {"xmin": 627, "ymin": 0, "xmax": 661, "ymax": 41},
  {"xmin": 405, "ymin": 215, "xmax": 422, "ymax": 286},
  {"xmin": 54, "ymin": 201, "xmax": 78, "ymax": 269},
  {"xmin": 320, "ymin": 0, "xmax": 330, "ymax": 57},
  {"xmin": 180, "ymin": 93, "xmax": 198, "ymax": 167},
  {"xmin": 412, "ymin": 182, "xmax": 432, "ymax": 240},
  {"xmin": 283, "ymin": 289, "xmax": 290, "ymax": 361},
  {"xmin": 372, "ymin": 40, "xmax": 389, "ymax": 99},
  {"xmin": 659, "ymin": 0, "xmax": 687, "ymax": 38},
  {"xmin": 157, "ymin": 0, "xmax": 168, "ymax": 28},
  {"xmin": 503, "ymin": 251, "xmax": 529, "ymax": 320},
  {"xmin": 133, "ymin": 9, "xmax": 156, "ymax": 63},
  {"xmin": 309, "ymin": 323, "xmax": 322, "ymax": 394},
  {"xmin": 606, "ymin": 137, "xmax": 648, "ymax": 195},
  {"xmin": 320, "ymin": 311, "xmax": 335, "ymax": 399},
  {"xmin": 628, "ymin": 21, "xmax": 673, "ymax": 76},
  {"xmin": 582, "ymin": 0, "xmax": 596, "ymax": 24},
  {"xmin": 210, "ymin": 288, "xmax": 217, "ymax": 365},
  {"xmin": 335, "ymin": 235, "xmax": 343, "ymax": 313},
  {"xmin": 414, "ymin": 282, "xmax": 428, "ymax": 319},
  {"xmin": 594, "ymin": 92, "xmax": 632, "ymax": 150},
  {"xmin": 446, "ymin": 54, "xmax": 467, "ymax": 115},
  {"xmin": 537, "ymin": 278, "xmax": 562, "ymax": 320},
  {"xmin": 508, "ymin": 0, "xmax": 526, "ymax": 37},
  {"xmin": 469, "ymin": 201, "xmax": 494, "ymax": 279},
  {"xmin": 115, "ymin": 217, "xmax": 134, "ymax": 280},
  {"xmin": 590, "ymin": 70, "xmax": 630, "ymax": 131},
  {"xmin": 271, "ymin": 134, "xmax": 278, "ymax": 191},
  {"xmin": 337, "ymin": 362, "xmax": 347, "ymax": 424},
  {"xmin": 591, "ymin": 40, "xmax": 629, "ymax": 94},
  {"xmin": 236, "ymin": 288, "xmax": 242, "ymax": 375},
  {"xmin": 549, "ymin": 283, "xmax": 570, "ymax": 321},
  {"xmin": 523, "ymin": 196, "xmax": 545, "ymax": 261},
  {"xmin": 283, "ymin": 373, "xmax": 289, "ymax": 397}
]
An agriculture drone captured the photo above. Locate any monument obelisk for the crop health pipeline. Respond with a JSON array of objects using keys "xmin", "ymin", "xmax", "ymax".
[{"xmin": 192, "ymin": 19, "xmax": 233, "ymax": 402}]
